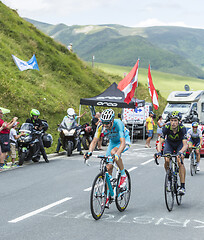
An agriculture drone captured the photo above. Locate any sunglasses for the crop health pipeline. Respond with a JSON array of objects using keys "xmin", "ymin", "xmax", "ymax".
[{"xmin": 102, "ymin": 122, "xmax": 111, "ymax": 125}]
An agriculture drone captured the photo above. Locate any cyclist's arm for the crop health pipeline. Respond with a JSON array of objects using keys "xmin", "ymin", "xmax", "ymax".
[
  {"xmin": 179, "ymin": 139, "xmax": 188, "ymax": 154},
  {"xmin": 200, "ymin": 136, "xmax": 203, "ymax": 146},
  {"xmin": 88, "ymin": 136, "xmax": 98, "ymax": 153},
  {"xmin": 88, "ymin": 124, "xmax": 102, "ymax": 153}
]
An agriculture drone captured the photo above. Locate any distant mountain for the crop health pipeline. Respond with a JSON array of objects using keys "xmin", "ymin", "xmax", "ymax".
[{"xmin": 25, "ymin": 18, "xmax": 204, "ymax": 79}]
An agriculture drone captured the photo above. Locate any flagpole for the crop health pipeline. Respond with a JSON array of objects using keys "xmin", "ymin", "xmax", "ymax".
[{"xmin": 133, "ymin": 59, "xmax": 139, "ymax": 143}]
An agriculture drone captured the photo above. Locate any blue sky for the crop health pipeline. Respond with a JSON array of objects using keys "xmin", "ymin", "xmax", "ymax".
[{"xmin": 2, "ymin": 0, "xmax": 204, "ymax": 29}]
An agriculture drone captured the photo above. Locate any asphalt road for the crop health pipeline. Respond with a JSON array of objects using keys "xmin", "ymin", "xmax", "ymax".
[{"xmin": 0, "ymin": 139, "xmax": 204, "ymax": 240}]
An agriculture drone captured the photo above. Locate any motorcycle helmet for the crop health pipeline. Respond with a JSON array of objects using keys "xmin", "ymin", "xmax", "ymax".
[
  {"xmin": 192, "ymin": 122, "xmax": 198, "ymax": 128},
  {"xmin": 30, "ymin": 109, "xmax": 40, "ymax": 117},
  {"xmin": 67, "ymin": 108, "xmax": 75, "ymax": 118},
  {"xmin": 100, "ymin": 109, "xmax": 115, "ymax": 124},
  {"xmin": 169, "ymin": 111, "xmax": 182, "ymax": 120}
]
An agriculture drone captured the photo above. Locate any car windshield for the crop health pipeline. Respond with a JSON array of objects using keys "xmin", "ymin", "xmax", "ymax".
[
  {"xmin": 164, "ymin": 103, "xmax": 191, "ymax": 114},
  {"xmin": 19, "ymin": 123, "xmax": 33, "ymax": 133}
]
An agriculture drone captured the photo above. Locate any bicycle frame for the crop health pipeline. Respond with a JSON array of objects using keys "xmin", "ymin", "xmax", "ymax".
[{"xmin": 98, "ymin": 155, "xmax": 120, "ymax": 198}]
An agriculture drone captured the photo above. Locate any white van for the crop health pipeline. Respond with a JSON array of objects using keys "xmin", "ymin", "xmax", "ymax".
[{"xmin": 162, "ymin": 90, "xmax": 204, "ymax": 124}]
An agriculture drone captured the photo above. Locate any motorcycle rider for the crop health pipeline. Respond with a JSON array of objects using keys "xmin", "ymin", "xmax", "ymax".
[
  {"xmin": 55, "ymin": 108, "xmax": 86, "ymax": 154},
  {"xmin": 26, "ymin": 109, "xmax": 49, "ymax": 163}
]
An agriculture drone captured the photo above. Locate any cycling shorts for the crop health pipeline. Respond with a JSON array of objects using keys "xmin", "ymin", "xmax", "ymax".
[
  {"xmin": 163, "ymin": 141, "xmax": 183, "ymax": 155},
  {"xmin": 105, "ymin": 135, "xmax": 131, "ymax": 157},
  {"xmin": 188, "ymin": 137, "xmax": 200, "ymax": 148}
]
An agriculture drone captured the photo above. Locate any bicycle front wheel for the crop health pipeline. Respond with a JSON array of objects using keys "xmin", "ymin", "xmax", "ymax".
[
  {"xmin": 90, "ymin": 173, "xmax": 107, "ymax": 220},
  {"xmin": 115, "ymin": 170, "xmax": 131, "ymax": 212},
  {"xmin": 175, "ymin": 174, "xmax": 182, "ymax": 205},
  {"xmin": 190, "ymin": 152, "xmax": 196, "ymax": 176},
  {"xmin": 164, "ymin": 171, "xmax": 174, "ymax": 211}
]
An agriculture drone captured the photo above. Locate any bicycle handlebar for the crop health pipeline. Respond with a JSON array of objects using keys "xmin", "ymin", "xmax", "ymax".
[{"xmin": 154, "ymin": 153, "xmax": 184, "ymax": 166}]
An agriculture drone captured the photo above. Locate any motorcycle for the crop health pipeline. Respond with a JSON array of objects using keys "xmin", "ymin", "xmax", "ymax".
[
  {"xmin": 17, "ymin": 121, "xmax": 53, "ymax": 165},
  {"xmin": 81, "ymin": 123, "xmax": 93, "ymax": 150},
  {"xmin": 59, "ymin": 118, "xmax": 82, "ymax": 156}
]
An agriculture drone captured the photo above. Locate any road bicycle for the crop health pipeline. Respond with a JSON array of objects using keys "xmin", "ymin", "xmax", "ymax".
[
  {"xmin": 90, "ymin": 155, "xmax": 131, "ymax": 220},
  {"xmin": 155, "ymin": 153, "xmax": 183, "ymax": 212},
  {"xmin": 189, "ymin": 146, "xmax": 197, "ymax": 176}
]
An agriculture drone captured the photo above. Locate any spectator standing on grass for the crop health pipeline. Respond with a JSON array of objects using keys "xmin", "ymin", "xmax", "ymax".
[
  {"xmin": 0, "ymin": 109, "xmax": 18, "ymax": 169},
  {"xmin": 9, "ymin": 122, "xmax": 25, "ymax": 167}
]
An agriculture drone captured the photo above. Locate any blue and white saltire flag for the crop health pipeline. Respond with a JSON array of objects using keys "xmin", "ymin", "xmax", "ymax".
[{"xmin": 12, "ymin": 54, "xmax": 39, "ymax": 71}]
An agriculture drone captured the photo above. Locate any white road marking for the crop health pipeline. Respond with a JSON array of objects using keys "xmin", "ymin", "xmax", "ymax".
[
  {"xmin": 84, "ymin": 187, "xmax": 92, "ymax": 192},
  {"xmin": 128, "ymin": 167, "xmax": 138, "ymax": 172},
  {"xmin": 8, "ymin": 197, "xmax": 72, "ymax": 223},
  {"xmin": 54, "ymin": 211, "xmax": 67, "ymax": 217},
  {"xmin": 141, "ymin": 158, "xmax": 154, "ymax": 165}
]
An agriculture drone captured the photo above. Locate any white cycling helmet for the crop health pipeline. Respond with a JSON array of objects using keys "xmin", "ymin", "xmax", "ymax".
[
  {"xmin": 67, "ymin": 108, "xmax": 75, "ymax": 118},
  {"xmin": 100, "ymin": 109, "xmax": 115, "ymax": 124}
]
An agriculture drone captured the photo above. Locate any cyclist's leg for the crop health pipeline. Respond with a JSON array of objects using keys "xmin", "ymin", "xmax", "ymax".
[
  {"xmin": 195, "ymin": 140, "xmax": 201, "ymax": 163},
  {"xmin": 188, "ymin": 140, "xmax": 193, "ymax": 153},
  {"xmin": 176, "ymin": 142, "xmax": 186, "ymax": 190},
  {"xmin": 163, "ymin": 141, "xmax": 174, "ymax": 171}
]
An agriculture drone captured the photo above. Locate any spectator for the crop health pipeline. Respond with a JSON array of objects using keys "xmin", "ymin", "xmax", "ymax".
[
  {"xmin": 0, "ymin": 109, "xmax": 18, "ymax": 169},
  {"xmin": 26, "ymin": 109, "xmax": 49, "ymax": 163},
  {"xmin": 91, "ymin": 112, "xmax": 102, "ymax": 150},
  {"xmin": 68, "ymin": 43, "xmax": 73, "ymax": 52},
  {"xmin": 9, "ymin": 122, "xmax": 25, "ymax": 167},
  {"xmin": 55, "ymin": 108, "xmax": 86, "ymax": 154},
  {"xmin": 91, "ymin": 112, "xmax": 101, "ymax": 137},
  {"xmin": 145, "ymin": 111, "xmax": 155, "ymax": 148},
  {"xmin": 157, "ymin": 115, "xmax": 165, "ymax": 139}
]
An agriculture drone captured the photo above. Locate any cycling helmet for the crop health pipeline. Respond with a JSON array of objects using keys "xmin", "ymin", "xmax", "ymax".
[
  {"xmin": 30, "ymin": 109, "xmax": 40, "ymax": 117},
  {"xmin": 150, "ymin": 111, "xmax": 154, "ymax": 115},
  {"xmin": 169, "ymin": 111, "xmax": 182, "ymax": 120},
  {"xmin": 192, "ymin": 122, "xmax": 198, "ymax": 127},
  {"xmin": 67, "ymin": 108, "xmax": 75, "ymax": 118},
  {"xmin": 100, "ymin": 109, "xmax": 115, "ymax": 124}
]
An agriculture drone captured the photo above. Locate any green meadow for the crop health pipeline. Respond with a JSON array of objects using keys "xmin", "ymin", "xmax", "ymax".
[{"xmin": 92, "ymin": 62, "xmax": 204, "ymax": 99}]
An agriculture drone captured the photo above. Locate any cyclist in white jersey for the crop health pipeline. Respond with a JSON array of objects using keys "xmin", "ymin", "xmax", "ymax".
[{"xmin": 187, "ymin": 122, "xmax": 203, "ymax": 171}]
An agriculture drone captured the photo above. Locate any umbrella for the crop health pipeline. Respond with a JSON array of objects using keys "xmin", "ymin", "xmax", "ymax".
[{"xmin": 0, "ymin": 107, "xmax": 10, "ymax": 114}]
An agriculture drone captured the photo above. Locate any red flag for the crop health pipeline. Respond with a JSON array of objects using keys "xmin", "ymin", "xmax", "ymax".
[
  {"xmin": 117, "ymin": 60, "xmax": 139, "ymax": 104},
  {"xmin": 148, "ymin": 64, "xmax": 159, "ymax": 110}
]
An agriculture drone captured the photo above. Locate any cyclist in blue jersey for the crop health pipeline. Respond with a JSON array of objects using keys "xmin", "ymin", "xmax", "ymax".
[
  {"xmin": 84, "ymin": 109, "xmax": 130, "ymax": 206},
  {"xmin": 156, "ymin": 111, "xmax": 188, "ymax": 195},
  {"xmin": 187, "ymin": 122, "xmax": 203, "ymax": 171}
]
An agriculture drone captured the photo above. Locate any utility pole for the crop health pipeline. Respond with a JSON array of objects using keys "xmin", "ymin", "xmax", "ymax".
[{"xmin": 92, "ymin": 55, "xmax": 95, "ymax": 68}]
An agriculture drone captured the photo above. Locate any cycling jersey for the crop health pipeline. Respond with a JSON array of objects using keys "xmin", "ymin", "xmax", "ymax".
[
  {"xmin": 95, "ymin": 119, "xmax": 130, "ymax": 156},
  {"xmin": 187, "ymin": 128, "xmax": 202, "ymax": 147},
  {"xmin": 95, "ymin": 119, "xmax": 129, "ymax": 143},
  {"xmin": 187, "ymin": 128, "xmax": 202, "ymax": 140},
  {"xmin": 161, "ymin": 122, "xmax": 187, "ymax": 143}
]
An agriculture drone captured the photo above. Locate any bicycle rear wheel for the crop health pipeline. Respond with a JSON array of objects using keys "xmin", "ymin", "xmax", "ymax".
[
  {"xmin": 115, "ymin": 170, "xmax": 131, "ymax": 212},
  {"xmin": 90, "ymin": 173, "xmax": 107, "ymax": 220},
  {"xmin": 164, "ymin": 170, "xmax": 174, "ymax": 211}
]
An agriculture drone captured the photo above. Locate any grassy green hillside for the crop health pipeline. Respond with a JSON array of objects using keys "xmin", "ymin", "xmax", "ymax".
[
  {"xmin": 26, "ymin": 19, "xmax": 204, "ymax": 79},
  {"xmin": 0, "ymin": 3, "xmax": 117, "ymax": 153},
  {"xmin": 92, "ymin": 62, "xmax": 204, "ymax": 98},
  {"xmin": 81, "ymin": 35, "xmax": 204, "ymax": 78}
]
